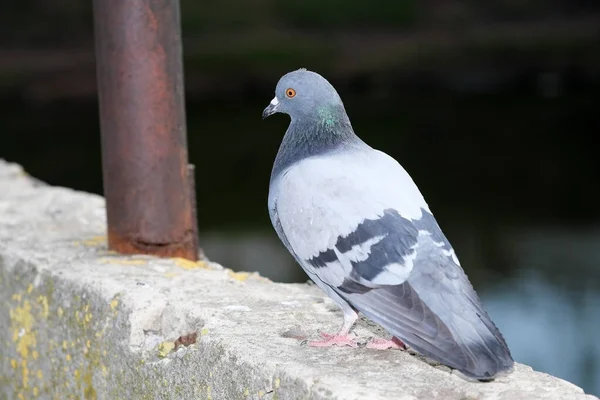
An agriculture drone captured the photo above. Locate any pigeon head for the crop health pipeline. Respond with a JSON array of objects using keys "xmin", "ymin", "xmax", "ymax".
[
  {"xmin": 262, "ymin": 68, "xmax": 348, "ymax": 126},
  {"xmin": 264, "ymin": 69, "xmax": 361, "ymax": 177}
]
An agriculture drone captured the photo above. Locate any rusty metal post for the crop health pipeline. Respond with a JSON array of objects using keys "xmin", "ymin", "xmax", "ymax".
[{"xmin": 93, "ymin": 0, "xmax": 199, "ymax": 260}]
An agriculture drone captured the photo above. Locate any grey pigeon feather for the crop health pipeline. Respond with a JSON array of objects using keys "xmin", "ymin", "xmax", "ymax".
[{"xmin": 263, "ymin": 68, "xmax": 514, "ymax": 380}]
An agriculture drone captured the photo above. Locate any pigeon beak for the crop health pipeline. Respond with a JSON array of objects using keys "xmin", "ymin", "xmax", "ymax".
[{"xmin": 262, "ymin": 96, "xmax": 280, "ymax": 119}]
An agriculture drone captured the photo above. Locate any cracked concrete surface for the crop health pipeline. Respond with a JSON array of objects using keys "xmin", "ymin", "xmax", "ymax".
[{"xmin": 0, "ymin": 159, "xmax": 597, "ymax": 400}]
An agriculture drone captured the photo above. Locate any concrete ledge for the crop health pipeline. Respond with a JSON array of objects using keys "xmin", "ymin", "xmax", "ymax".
[{"xmin": 0, "ymin": 159, "xmax": 597, "ymax": 400}]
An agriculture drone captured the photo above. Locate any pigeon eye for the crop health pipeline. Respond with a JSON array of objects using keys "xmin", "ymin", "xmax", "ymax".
[{"xmin": 285, "ymin": 88, "xmax": 296, "ymax": 98}]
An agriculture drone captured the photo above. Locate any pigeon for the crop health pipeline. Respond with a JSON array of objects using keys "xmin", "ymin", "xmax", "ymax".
[{"xmin": 262, "ymin": 68, "xmax": 514, "ymax": 380}]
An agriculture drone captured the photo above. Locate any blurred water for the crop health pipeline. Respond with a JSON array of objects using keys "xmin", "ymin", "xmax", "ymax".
[
  {"xmin": 485, "ymin": 227, "xmax": 600, "ymax": 395},
  {"xmin": 201, "ymin": 225, "xmax": 600, "ymax": 396},
  {"xmin": 485, "ymin": 271, "xmax": 600, "ymax": 396}
]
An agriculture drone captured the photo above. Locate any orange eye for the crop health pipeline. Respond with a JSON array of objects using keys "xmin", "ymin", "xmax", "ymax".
[{"xmin": 285, "ymin": 88, "xmax": 296, "ymax": 98}]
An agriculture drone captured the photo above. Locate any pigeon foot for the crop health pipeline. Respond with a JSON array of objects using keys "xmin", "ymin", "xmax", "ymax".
[
  {"xmin": 365, "ymin": 336, "xmax": 407, "ymax": 350},
  {"xmin": 307, "ymin": 332, "xmax": 358, "ymax": 348}
]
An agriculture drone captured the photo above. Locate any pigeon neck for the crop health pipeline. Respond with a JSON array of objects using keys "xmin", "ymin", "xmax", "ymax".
[{"xmin": 271, "ymin": 105, "xmax": 362, "ymax": 180}]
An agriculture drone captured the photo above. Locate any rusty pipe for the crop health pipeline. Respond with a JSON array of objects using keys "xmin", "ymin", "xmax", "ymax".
[{"xmin": 93, "ymin": 0, "xmax": 199, "ymax": 260}]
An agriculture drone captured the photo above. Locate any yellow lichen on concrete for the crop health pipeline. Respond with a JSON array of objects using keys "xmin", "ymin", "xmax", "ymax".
[
  {"xmin": 226, "ymin": 269, "xmax": 271, "ymax": 283},
  {"xmin": 173, "ymin": 257, "xmax": 210, "ymax": 270},
  {"xmin": 84, "ymin": 368, "xmax": 97, "ymax": 400},
  {"xmin": 158, "ymin": 342, "xmax": 175, "ymax": 358},
  {"xmin": 72, "ymin": 235, "xmax": 107, "ymax": 247},
  {"xmin": 2, "ymin": 277, "xmax": 118, "ymax": 399},
  {"xmin": 8, "ymin": 285, "xmax": 51, "ymax": 399},
  {"xmin": 19, "ymin": 360, "xmax": 29, "ymax": 389},
  {"xmin": 227, "ymin": 270, "xmax": 252, "ymax": 281},
  {"xmin": 0, "ymin": 260, "xmax": 121, "ymax": 400},
  {"xmin": 82, "ymin": 236, "xmax": 107, "ymax": 247},
  {"xmin": 37, "ymin": 295, "xmax": 49, "ymax": 319},
  {"xmin": 10, "ymin": 300, "xmax": 35, "ymax": 359}
]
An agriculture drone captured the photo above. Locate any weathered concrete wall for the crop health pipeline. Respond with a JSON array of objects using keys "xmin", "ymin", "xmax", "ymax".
[{"xmin": 0, "ymin": 159, "xmax": 597, "ymax": 400}]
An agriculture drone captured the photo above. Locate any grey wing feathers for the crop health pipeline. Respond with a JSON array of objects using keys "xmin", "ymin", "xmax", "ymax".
[
  {"xmin": 307, "ymin": 208, "xmax": 419, "ymax": 290},
  {"xmin": 345, "ymin": 271, "xmax": 513, "ymax": 379},
  {"xmin": 339, "ymin": 220, "xmax": 514, "ymax": 380},
  {"xmin": 297, "ymin": 204, "xmax": 513, "ymax": 379},
  {"xmin": 346, "ymin": 283, "xmax": 465, "ymax": 365}
]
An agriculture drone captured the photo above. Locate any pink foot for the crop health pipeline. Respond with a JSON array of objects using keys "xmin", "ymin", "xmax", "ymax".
[
  {"xmin": 307, "ymin": 332, "xmax": 358, "ymax": 348},
  {"xmin": 365, "ymin": 336, "xmax": 407, "ymax": 350}
]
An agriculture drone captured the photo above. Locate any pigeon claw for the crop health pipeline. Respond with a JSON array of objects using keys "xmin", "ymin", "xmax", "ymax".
[{"xmin": 307, "ymin": 332, "xmax": 358, "ymax": 348}]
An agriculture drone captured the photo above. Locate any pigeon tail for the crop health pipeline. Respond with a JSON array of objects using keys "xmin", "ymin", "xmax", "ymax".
[{"xmin": 345, "ymin": 283, "xmax": 514, "ymax": 380}]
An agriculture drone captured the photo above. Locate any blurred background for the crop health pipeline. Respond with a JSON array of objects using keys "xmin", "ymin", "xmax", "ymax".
[{"xmin": 1, "ymin": 0, "xmax": 599, "ymax": 395}]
